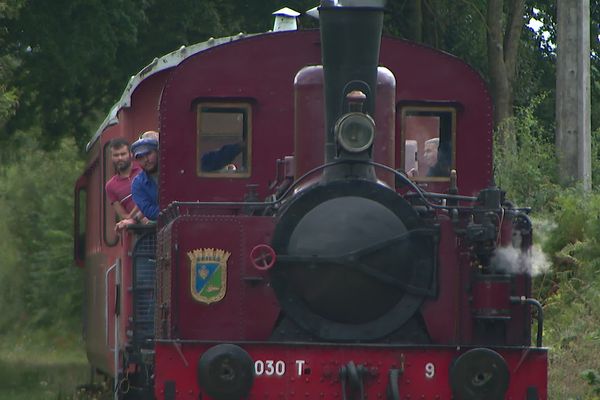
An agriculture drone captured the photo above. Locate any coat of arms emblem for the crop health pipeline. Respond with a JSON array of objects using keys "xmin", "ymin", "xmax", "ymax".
[{"xmin": 187, "ymin": 248, "xmax": 230, "ymax": 304}]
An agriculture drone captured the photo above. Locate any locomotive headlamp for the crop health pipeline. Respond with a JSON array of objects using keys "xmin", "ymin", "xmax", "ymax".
[{"xmin": 335, "ymin": 113, "xmax": 375, "ymax": 153}]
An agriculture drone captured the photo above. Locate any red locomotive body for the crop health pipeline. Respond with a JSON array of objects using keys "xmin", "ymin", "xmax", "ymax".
[{"xmin": 74, "ymin": 1, "xmax": 547, "ymax": 399}]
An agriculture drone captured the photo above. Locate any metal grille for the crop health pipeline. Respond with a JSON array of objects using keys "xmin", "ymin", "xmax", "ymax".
[
  {"xmin": 132, "ymin": 232, "xmax": 157, "ymax": 347},
  {"xmin": 156, "ymin": 227, "xmax": 172, "ymax": 339}
]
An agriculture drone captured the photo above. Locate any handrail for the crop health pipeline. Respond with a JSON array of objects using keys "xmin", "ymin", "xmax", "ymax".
[
  {"xmin": 105, "ymin": 262, "xmax": 117, "ymax": 349},
  {"xmin": 113, "ymin": 258, "xmax": 121, "ymax": 400}
]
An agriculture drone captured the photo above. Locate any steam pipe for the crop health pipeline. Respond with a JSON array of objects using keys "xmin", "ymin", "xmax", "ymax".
[{"xmin": 510, "ymin": 296, "xmax": 544, "ymax": 347}]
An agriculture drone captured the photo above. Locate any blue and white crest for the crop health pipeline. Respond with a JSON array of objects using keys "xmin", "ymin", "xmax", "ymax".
[{"xmin": 187, "ymin": 248, "xmax": 230, "ymax": 304}]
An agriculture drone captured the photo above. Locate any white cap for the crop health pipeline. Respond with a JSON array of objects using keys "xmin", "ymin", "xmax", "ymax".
[{"xmin": 272, "ymin": 7, "xmax": 300, "ymax": 31}]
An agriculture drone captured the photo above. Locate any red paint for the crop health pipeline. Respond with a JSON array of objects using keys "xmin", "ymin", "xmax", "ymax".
[
  {"xmin": 156, "ymin": 215, "xmax": 279, "ymax": 341},
  {"xmin": 472, "ymin": 276, "xmax": 512, "ymax": 317},
  {"xmin": 153, "ymin": 342, "xmax": 547, "ymax": 400}
]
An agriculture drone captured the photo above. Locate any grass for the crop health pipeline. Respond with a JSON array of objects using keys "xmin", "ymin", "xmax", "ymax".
[
  {"xmin": 542, "ymin": 281, "xmax": 600, "ymax": 399},
  {"xmin": 0, "ymin": 328, "xmax": 92, "ymax": 400}
]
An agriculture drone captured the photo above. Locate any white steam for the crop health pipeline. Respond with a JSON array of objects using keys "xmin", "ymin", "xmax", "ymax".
[{"xmin": 490, "ymin": 245, "xmax": 550, "ymax": 276}]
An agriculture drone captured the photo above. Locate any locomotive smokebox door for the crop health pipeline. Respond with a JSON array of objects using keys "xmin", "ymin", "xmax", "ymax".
[{"xmin": 271, "ymin": 179, "xmax": 437, "ymax": 341}]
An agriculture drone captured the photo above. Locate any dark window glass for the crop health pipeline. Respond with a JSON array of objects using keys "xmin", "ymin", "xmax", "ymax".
[{"xmin": 197, "ymin": 103, "xmax": 251, "ymax": 177}]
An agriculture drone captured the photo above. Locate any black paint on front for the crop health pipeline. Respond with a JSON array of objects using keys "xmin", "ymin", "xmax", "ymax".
[{"xmin": 271, "ymin": 179, "xmax": 436, "ymax": 341}]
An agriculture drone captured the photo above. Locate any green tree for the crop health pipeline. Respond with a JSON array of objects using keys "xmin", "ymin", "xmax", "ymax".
[
  {"xmin": 1, "ymin": 0, "xmax": 149, "ymax": 149},
  {"xmin": 0, "ymin": 0, "xmax": 22, "ymax": 129},
  {"xmin": 494, "ymin": 95, "xmax": 560, "ymax": 209},
  {"xmin": 0, "ymin": 132, "xmax": 83, "ymax": 330},
  {"xmin": 486, "ymin": 0, "xmax": 526, "ymax": 136},
  {"xmin": 527, "ymin": 0, "xmax": 600, "ymax": 132},
  {"xmin": 384, "ymin": 1, "xmax": 489, "ymax": 76}
]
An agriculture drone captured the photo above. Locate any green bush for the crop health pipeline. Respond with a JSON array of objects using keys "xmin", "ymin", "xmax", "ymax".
[
  {"xmin": 592, "ymin": 128, "xmax": 600, "ymax": 189},
  {"xmin": 540, "ymin": 191, "xmax": 600, "ymax": 293},
  {"xmin": 494, "ymin": 94, "xmax": 561, "ymax": 211},
  {"xmin": 493, "ymin": 97, "xmax": 600, "ymax": 397},
  {"xmin": 0, "ymin": 131, "xmax": 84, "ymax": 331},
  {"xmin": 535, "ymin": 189, "xmax": 600, "ymax": 398}
]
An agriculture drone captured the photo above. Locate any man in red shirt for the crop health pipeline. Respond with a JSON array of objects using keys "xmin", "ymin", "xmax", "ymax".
[{"xmin": 105, "ymin": 138, "xmax": 146, "ymax": 231}]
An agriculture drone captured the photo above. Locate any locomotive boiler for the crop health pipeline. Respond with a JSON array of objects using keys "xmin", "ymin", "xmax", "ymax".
[{"xmin": 74, "ymin": 0, "xmax": 548, "ymax": 399}]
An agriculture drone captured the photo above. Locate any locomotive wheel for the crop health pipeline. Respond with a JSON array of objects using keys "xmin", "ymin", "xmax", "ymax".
[{"xmin": 271, "ymin": 179, "xmax": 436, "ymax": 341}]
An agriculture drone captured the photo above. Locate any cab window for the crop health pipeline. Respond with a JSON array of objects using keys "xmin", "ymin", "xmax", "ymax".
[
  {"xmin": 401, "ymin": 107, "xmax": 456, "ymax": 180},
  {"xmin": 197, "ymin": 103, "xmax": 251, "ymax": 177}
]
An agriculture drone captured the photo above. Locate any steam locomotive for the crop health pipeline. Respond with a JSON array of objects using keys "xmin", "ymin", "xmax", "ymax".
[{"xmin": 74, "ymin": 1, "xmax": 547, "ymax": 399}]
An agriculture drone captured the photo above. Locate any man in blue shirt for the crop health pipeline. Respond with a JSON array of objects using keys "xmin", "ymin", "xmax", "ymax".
[
  {"xmin": 201, "ymin": 143, "xmax": 243, "ymax": 172},
  {"xmin": 131, "ymin": 137, "xmax": 159, "ymax": 221}
]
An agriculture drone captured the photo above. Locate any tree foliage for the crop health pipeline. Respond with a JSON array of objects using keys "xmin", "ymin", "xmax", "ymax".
[
  {"xmin": 0, "ymin": 0, "xmax": 22, "ymax": 129},
  {"xmin": 384, "ymin": 0, "xmax": 489, "ymax": 72},
  {"xmin": 528, "ymin": 0, "xmax": 600, "ymax": 131},
  {"xmin": 0, "ymin": 133, "xmax": 83, "ymax": 330},
  {"xmin": 486, "ymin": 0, "xmax": 526, "ymax": 133},
  {"xmin": 494, "ymin": 94, "xmax": 560, "ymax": 210}
]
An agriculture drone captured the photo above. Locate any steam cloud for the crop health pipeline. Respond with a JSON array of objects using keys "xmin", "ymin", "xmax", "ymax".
[{"xmin": 490, "ymin": 245, "xmax": 550, "ymax": 276}]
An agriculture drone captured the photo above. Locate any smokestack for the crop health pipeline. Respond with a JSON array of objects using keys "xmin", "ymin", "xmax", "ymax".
[{"xmin": 318, "ymin": 0, "xmax": 385, "ymax": 163}]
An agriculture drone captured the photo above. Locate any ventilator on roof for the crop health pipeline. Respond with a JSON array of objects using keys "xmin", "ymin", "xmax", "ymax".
[{"xmin": 272, "ymin": 7, "xmax": 300, "ymax": 31}]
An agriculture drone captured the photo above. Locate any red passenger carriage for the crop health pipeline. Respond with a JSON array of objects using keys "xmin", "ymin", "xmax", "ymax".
[{"xmin": 74, "ymin": 1, "xmax": 547, "ymax": 399}]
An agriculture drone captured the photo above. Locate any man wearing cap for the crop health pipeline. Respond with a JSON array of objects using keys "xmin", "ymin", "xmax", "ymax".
[{"xmin": 131, "ymin": 135, "xmax": 160, "ymax": 221}]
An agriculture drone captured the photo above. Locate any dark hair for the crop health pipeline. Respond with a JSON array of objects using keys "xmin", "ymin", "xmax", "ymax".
[{"xmin": 108, "ymin": 138, "xmax": 130, "ymax": 150}]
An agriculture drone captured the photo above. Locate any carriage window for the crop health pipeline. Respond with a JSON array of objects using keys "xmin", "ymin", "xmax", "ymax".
[
  {"xmin": 103, "ymin": 142, "xmax": 119, "ymax": 246},
  {"xmin": 401, "ymin": 107, "xmax": 455, "ymax": 180},
  {"xmin": 197, "ymin": 103, "xmax": 251, "ymax": 177}
]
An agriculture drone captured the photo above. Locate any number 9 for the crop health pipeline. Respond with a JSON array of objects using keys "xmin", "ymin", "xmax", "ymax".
[{"xmin": 425, "ymin": 363, "xmax": 435, "ymax": 379}]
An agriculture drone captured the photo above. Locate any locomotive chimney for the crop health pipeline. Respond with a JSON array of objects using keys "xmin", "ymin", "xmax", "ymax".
[{"xmin": 318, "ymin": 0, "xmax": 386, "ymax": 165}]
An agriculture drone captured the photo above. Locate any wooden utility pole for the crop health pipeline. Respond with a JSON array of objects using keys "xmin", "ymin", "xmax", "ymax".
[{"xmin": 556, "ymin": 0, "xmax": 591, "ymax": 190}]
